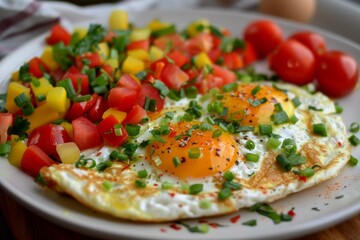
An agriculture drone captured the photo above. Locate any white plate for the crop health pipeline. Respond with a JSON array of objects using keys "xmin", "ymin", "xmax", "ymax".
[{"xmin": 1, "ymin": 9, "xmax": 360, "ymax": 240}]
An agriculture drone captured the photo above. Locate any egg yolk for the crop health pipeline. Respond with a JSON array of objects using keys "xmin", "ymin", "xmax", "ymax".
[
  {"xmin": 146, "ymin": 121, "xmax": 239, "ymax": 179},
  {"xmin": 220, "ymin": 84, "xmax": 294, "ymax": 126}
]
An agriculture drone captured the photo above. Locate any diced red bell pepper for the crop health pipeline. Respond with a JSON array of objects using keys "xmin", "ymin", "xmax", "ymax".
[
  {"xmin": 46, "ymin": 24, "xmax": 71, "ymax": 46},
  {"xmin": 62, "ymin": 66, "xmax": 90, "ymax": 95},
  {"xmin": 87, "ymin": 96, "xmax": 108, "ymax": 122},
  {"xmin": 161, "ymin": 63, "xmax": 189, "ymax": 90},
  {"xmin": 0, "ymin": 113, "xmax": 13, "ymax": 144},
  {"xmin": 29, "ymin": 57, "xmax": 50, "ymax": 78},
  {"xmin": 97, "ymin": 115, "xmax": 128, "ymax": 147},
  {"xmin": 75, "ymin": 52, "xmax": 102, "ymax": 69},
  {"xmin": 167, "ymin": 50, "xmax": 190, "ymax": 67},
  {"xmin": 123, "ymin": 105, "xmax": 148, "ymax": 125},
  {"xmin": 150, "ymin": 58, "xmax": 169, "ymax": 79},
  {"xmin": 21, "ymin": 145, "xmax": 56, "ymax": 177},
  {"xmin": 212, "ymin": 64, "xmax": 236, "ymax": 84},
  {"xmin": 72, "ymin": 117, "xmax": 102, "ymax": 150},
  {"xmin": 27, "ymin": 124, "xmax": 72, "ymax": 160},
  {"xmin": 107, "ymin": 87, "xmax": 138, "ymax": 112},
  {"xmin": 135, "ymin": 83, "xmax": 164, "ymax": 112},
  {"xmin": 126, "ymin": 40, "xmax": 150, "ymax": 51},
  {"xmin": 116, "ymin": 74, "xmax": 141, "ymax": 92},
  {"xmin": 65, "ymin": 94, "xmax": 98, "ymax": 121},
  {"xmin": 223, "ymin": 52, "xmax": 244, "ymax": 70}
]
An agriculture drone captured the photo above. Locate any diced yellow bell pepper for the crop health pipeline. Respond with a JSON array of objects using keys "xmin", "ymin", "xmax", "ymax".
[
  {"xmin": 187, "ymin": 19, "xmax": 210, "ymax": 37},
  {"xmin": 11, "ymin": 71, "xmax": 20, "ymax": 82},
  {"xmin": 127, "ymin": 49, "xmax": 150, "ymax": 61},
  {"xmin": 130, "ymin": 28, "xmax": 151, "ymax": 42},
  {"xmin": 103, "ymin": 108, "xmax": 127, "ymax": 123},
  {"xmin": 46, "ymin": 87, "xmax": 68, "ymax": 113},
  {"xmin": 109, "ymin": 10, "xmax": 128, "ymax": 30},
  {"xmin": 122, "ymin": 56, "xmax": 145, "ymax": 74},
  {"xmin": 73, "ymin": 27, "xmax": 88, "ymax": 40},
  {"xmin": 5, "ymin": 82, "xmax": 31, "ymax": 113},
  {"xmin": 56, "ymin": 142, "xmax": 81, "ymax": 164},
  {"xmin": 149, "ymin": 46, "xmax": 164, "ymax": 62},
  {"xmin": 8, "ymin": 140, "xmax": 27, "ymax": 167},
  {"xmin": 60, "ymin": 122, "xmax": 73, "ymax": 139},
  {"xmin": 40, "ymin": 46, "xmax": 59, "ymax": 71},
  {"xmin": 104, "ymin": 58, "xmax": 119, "ymax": 69},
  {"xmin": 194, "ymin": 52, "xmax": 212, "ymax": 69},
  {"xmin": 25, "ymin": 103, "xmax": 61, "ymax": 134},
  {"xmin": 147, "ymin": 19, "xmax": 171, "ymax": 31},
  {"xmin": 97, "ymin": 42, "xmax": 110, "ymax": 61},
  {"xmin": 30, "ymin": 77, "xmax": 54, "ymax": 104}
]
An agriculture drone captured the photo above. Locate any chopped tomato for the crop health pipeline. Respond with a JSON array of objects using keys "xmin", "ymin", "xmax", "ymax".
[
  {"xmin": 289, "ymin": 31, "xmax": 327, "ymax": 59},
  {"xmin": 127, "ymin": 40, "xmax": 150, "ymax": 51},
  {"xmin": 46, "ymin": 24, "xmax": 71, "ymax": 46},
  {"xmin": 195, "ymin": 72, "xmax": 224, "ymax": 94},
  {"xmin": 102, "ymin": 64, "xmax": 115, "ymax": 76},
  {"xmin": 72, "ymin": 117, "xmax": 102, "ymax": 150},
  {"xmin": 65, "ymin": 94, "xmax": 98, "ymax": 121},
  {"xmin": 87, "ymin": 96, "xmax": 108, "ymax": 122},
  {"xmin": 21, "ymin": 145, "xmax": 56, "ymax": 177},
  {"xmin": 97, "ymin": 115, "xmax": 128, "ymax": 147},
  {"xmin": 62, "ymin": 66, "xmax": 90, "ymax": 95},
  {"xmin": 184, "ymin": 33, "xmax": 213, "ymax": 54},
  {"xmin": 123, "ymin": 105, "xmax": 148, "ymax": 125},
  {"xmin": 0, "ymin": 113, "xmax": 13, "ymax": 144},
  {"xmin": 29, "ymin": 57, "xmax": 49, "ymax": 78},
  {"xmin": 161, "ymin": 63, "xmax": 189, "ymax": 90},
  {"xmin": 108, "ymin": 87, "xmax": 138, "ymax": 112},
  {"xmin": 27, "ymin": 124, "xmax": 72, "ymax": 160},
  {"xmin": 116, "ymin": 74, "xmax": 141, "ymax": 92},
  {"xmin": 208, "ymin": 49, "xmax": 222, "ymax": 63},
  {"xmin": 75, "ymin": 52, "xmax": 102, "ymax": 69},
  {"xmin": 223, "ymin": 52, "xmax": 244, "ymax": 70},
  {"xmin": 136, "ymin": 83, "xmax": 164, "ymax": 112},
  {"xmin": 241, "ymin": 41, "xmax": 258, "ymax": 66},
  {"xmin": 212, "ymin": 64, "xmax": 236, "ymax": 84},
  {"xmin": 150, "ymin": 58, "xmax": 169, "ymax": 79},
  {"xmin": 167, "ymin": 50, "xmax": 190, "ymax": 67},
  {"xmin": 153, "ymin": 34, "xmax": 183, "ymax": 51}
]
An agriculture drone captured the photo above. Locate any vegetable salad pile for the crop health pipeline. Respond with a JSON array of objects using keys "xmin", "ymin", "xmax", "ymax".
[{"xmin": 0, "ymin": 10, "xmax": 358, "ymax": 178}]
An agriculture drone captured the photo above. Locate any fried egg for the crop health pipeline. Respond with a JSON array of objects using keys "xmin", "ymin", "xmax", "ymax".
[{"xmin": 41, "ymin": 82, "xmax": 351, "ymax": 222}]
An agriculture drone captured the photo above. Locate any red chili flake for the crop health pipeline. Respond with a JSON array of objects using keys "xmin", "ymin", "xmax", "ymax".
[
  {"xmin": 169, "ymin": 224, "xmax": 181, "ymax": 230},
  {"xmin": 169, "ymin": 130, "xmax": 177, "ymax": 138},
  {"xmin": 160, "ymin": 228, "xmax": 167, "ymax": 232},
  {"xmin": 288, "ymin": 209, "xmax": 296, "ymax": 217},
  {"xmin": 208, "ymin": 223, "xmax": 220, "ymax": 228},
  {"xmin": 198, "ymin": 219, "xmax": 209, "ymax": 223},
  {"xmin": 338, "ymin": 142, "xmax": 342, "ymax": 147},
  {"xmin": 96, "ymin": 151, "xmax": 102, "ymax": 156},
  {"xmin": 153, "ymin": 183, "xmax": 158, "ymax": 187},
  {"xmin": 169, "ymin": 192, "xmax": 176, "ymax": 198},
  {"xmin": 299, "ymin": 176, "xmax": 307, "ymax": 182},
  {"xmin": 230, "ymin": 215, "xmax": 241, "ymax": 224},
  {"xmin": 121, "ymin": 164, "xmax": 130, "ymax": 171}
]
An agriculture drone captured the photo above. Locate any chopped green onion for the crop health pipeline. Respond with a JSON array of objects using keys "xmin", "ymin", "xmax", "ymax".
[
  {"xmin": 276, "ymin": 154, "xmax": 292, "ymax": 171},
  {"xmin": 281, "ymin": 138, "xmax": 297, "ymax": 156},
  {"xmin": 36, "ymin": 94, "xmax": 46, "ymax": 102},
  {"xmin": 237, "ymin": 125, "xmax": 255, "ymax": 132},
  {"xmin": 308, "ymin": 106, "xmax": 323, "ymax": 111},
  {"xmin": 291, "ymin": 97, "xmax": 301, "ymax": 108},
  {"xmin": 242, "ymin": 219, "xmax": 257, "ymax": 226},
  {"xmin": 349, "ymin": 135, "xmax": 360, "ymax": 146},
  {"xmin": 0, "ymin": 142, "xmax": 11, "ymax": 156},
  {"xmin": 58, "ymin": 78, "xmax": 76, "ymax": 99},
  {"xmin": 223, "ymin": 171, "xmax": 234, "ymax": 181},
  {"xmin": 200, "ymin": 122, "xmax": 213, "ymax": 131},
  {"xmin": 14, "ymin": 93, "xmax": 29, "ymax": 107},
  {"xmin": 125, "ymin": 124, "xmax": 141, "ymax": 136},
  {"xmin": 274, "ymin": 103, "xmax": 283, "ymax": 112},
  {"xmin": 206, "ymin": 116, "xmax": 215, "ymax": 125},
  {"xmin": 212, "ymin": 129, "xmax": 222, "ymax": 138},
  {"xmin": 114, "ymin": 124, "xmax": 123, "ymax": 136},
  {"xmin": 248, "ymin": 97, "xmax": 268, "ymax": 107},
  {"xmin": 223, "ymin": 181, "xmax": 242, "ymax": 190},
  {"xmin": 172, "ymin": 156, "xmax": 180, "ymax": 168},
  {"xmin": 19, "ymin": 63, "xmax": 32, "ymax": 82},
  {"xmin": 135, "ymin": 179, "xmax": 146, "ymax": 188},
  {"xmin": 245, "ymin": 140, "xmax": 255, "ymax": 150},
  {"xmin": 137, "ymin": 169, "xmax": 148, "ymax": 178},
  {"xmin": 167, "ymin": 89, "xmax": 181, "ymax": 101},
  {"xmin": 209, "ymin": 25, "xmax": 223, "ymax": 38},
  {"xmin": 313, "ymin": 123, "xmax": 327, "ymax": 137},
  {"xmin": 151, "ymin": 24, "xmax": 176, "ymax": 38},
  {"xmin": 135, "ymin": 71, "xmax": 147, "ymax": 81},
  {"xmin": 203, "ymin": 64, "xmax": 214, "ymax": 75},
  {"xmin": 222, "ymin": 82, "xmax": 238, "ymax": 92},
  {"xmin": 280, "ymin": 213, "xmax": 293, "ymax": 222},
  {"xmin": 267, "ymin": 136, "xmax": 281, "ymax": 150},
  {"xmin": 185, "ymin": 86, "xmax": 198, "ymax": 99},
  {"xmin": 271, "ymin": 111, "xmax": 289, "ymax": 124},
  {"xmin": 250, "ymin": 203, "xmax": 281, "ymax": 224},
  {"xmin": 102, "ymin": 181, "xmax": 113, "ymax": 191},
  {"xmin": 348, "ymin": 155, "xmax": 358, "ymax": 166},
  {"xmin": 258, "ymin": 124, "xmax": 272, "ymax": 135},
  {"xmin": 218, "ymin": 187, "xmax": 232, "ymax": 200},
  {"xmin": 153, "ymin": 80, "xmax": 169, "ymax": 96},
  {"xmin": 189, "ymin": 183, "xmax": 203, "ymax": 195},
  {"xmin": 161, "ymin": 181, "xmax": 173, "ymax": 190},
  {"xmin": 22, "ymin": 103, "xmax": 34, "ymax": 116},
  {"xmin": 109, "ymin": 150, "xmax": 128, "ymax": 161},
  {"xmin": 251, "ymin": 85, "xmax": 261, "ymax": 96},
  {"xmin": 96, "ymin": 160, "xmax": 113, "ymax": 171},
  {"xmin": 245, "ymin": 153, "xmax": 259, "ymax": 162},
  {"xmin": 73, "ymin": 95, "xmax": 91, "ymax": 103},
  {"xmin": 335, "ymin": 103, "xmax": 343, "ymax": 114},
  {"xmin": 144, "ymin": 97, "xmax": 157, "ymax": 112},
  {"xmin": 199, "ymin": 199, "xmax": 212, "ymax": 209},
  {"xmin": 188, "ymin": 147, "xmax": 201, "ymax": 159},
  {"xmin": 350, "ymin": 122, "xmax": 360, "ymax": 133},
  {"xmin": 35, "ymin": 174, "xmax": 47, "ymax": 187},
  {"xmin": 293, "ymin": 168, "xmax": 315, "ymax": 177},
  {"xmin": 288, "ymin": 153, "xmax": 306, "ymax": 166},
  {"xmin": 290, "ymin": 115, "xmax": 299, "ymax": 124}
]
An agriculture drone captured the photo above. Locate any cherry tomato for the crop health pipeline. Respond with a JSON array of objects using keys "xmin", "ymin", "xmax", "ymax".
[
  {"xmin": 21, "ymin": 145, "xmax": 56, "ymax": 177},
  {"xmin": 244, "ymin": 20, "xmax": 283, "ymax": 58},
  {"xmin": 27, "ymin": 124, "xmax": 71, "ymax": 160},
  {"xmin": 289, "ymin": 31, "xmax": 326, "ymax": 59},
  {"xmin": 316, "ymin": 51, "xmax": 359, "ymax": 98},
  {"xmin": 269, "ymin": 39, "xmax": 316, "ymax": 85}
]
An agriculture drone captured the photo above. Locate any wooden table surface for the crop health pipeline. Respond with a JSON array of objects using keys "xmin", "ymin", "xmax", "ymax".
[{"xmin": 1, "ymin": 187, "xmax": 360, "ymax": 240}]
